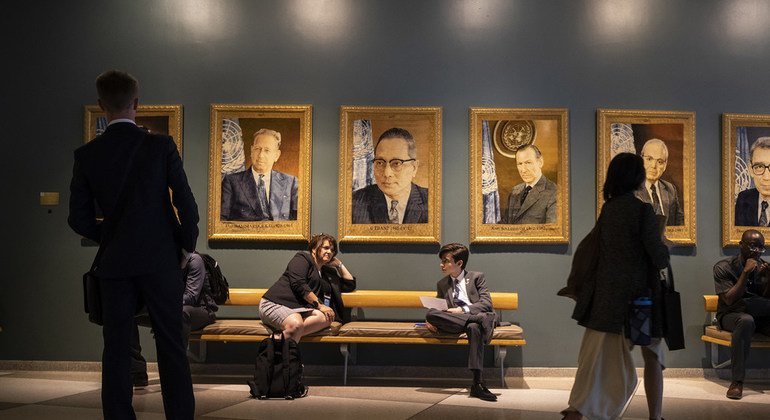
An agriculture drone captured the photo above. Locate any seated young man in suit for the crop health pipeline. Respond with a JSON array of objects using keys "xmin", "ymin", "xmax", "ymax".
[{"xmin": 425, "ymin": 243, "xmax": 497, "ymax": 402}]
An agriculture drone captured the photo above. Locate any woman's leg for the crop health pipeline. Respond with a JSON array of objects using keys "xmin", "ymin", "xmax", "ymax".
[
  {"xmin": 280, "ymin": 313, "xmax": 305, "ymax": 341},
  {"xmin": 642, "ymin": 346, "xmax": 663, "ymax": 420},
  {"xmin": 300, "ymin": 309, "xmax": 332, "ymax": 336}
]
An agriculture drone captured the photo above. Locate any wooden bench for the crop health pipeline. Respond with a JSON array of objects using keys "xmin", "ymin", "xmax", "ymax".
[
  {"xmin": 700, "ymin": 294, "xmax": 770, "ymax": 368},
  {"xmin": 189, "ymin": 288, "xmax": 525, "ymax": 385}
]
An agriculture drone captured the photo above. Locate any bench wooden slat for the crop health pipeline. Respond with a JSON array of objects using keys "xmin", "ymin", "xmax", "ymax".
[
  {"xmin": 224, "ymin": 288, "xmax": 518, "ymax": 310},
  {"xmin": 190, "ymin": 333, "xmax": 526, "ymax": 346}
]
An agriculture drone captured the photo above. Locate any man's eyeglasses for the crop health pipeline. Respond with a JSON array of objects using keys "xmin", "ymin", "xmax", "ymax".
[
  {"xmin": 751, "ymin": 163, "xmax": 770, "ymax": 176},
  {"xmin": 642, "ymin": 155, "xmax": 667, "ymax": 166},
  {"xmin": 373, "ymin": 158, "xmax": 416, "ymax": 172}
]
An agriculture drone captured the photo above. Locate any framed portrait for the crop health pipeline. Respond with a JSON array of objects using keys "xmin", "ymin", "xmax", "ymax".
[
  {"xmin": 597, "ymin": 109, "xmax": 696, "ymax": 246},
  {"xmin": 469, "ymin": 108, "xmax": 570, "ymax": 244},
  {"xmin": 83, "ymin": 104, "xmax": 183, "ymax": 153},
  {"xmin": 337, "ymin": 106, "xmax": 442, "ymax": 244},
  {"xmin": 207, "ymin": 104, "xmax": 312, "ymax": 242},
  {"xmin": 721, "ymin": 113, "xmax": 770, "ymax": 246}
]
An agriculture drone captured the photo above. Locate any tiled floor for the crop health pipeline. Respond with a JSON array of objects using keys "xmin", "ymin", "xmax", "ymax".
[{"xmin": 0, "ymin": 370, "xmax": 768, "ymax": 419}]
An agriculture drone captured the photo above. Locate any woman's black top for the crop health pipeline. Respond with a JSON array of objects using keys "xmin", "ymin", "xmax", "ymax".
[
  {"xmin": 578, "ymin": 193, "xmax": 670, "ymax": 335},
  {"xmin": 263, "ymin": 251, "xmax": 357, "ymax": 322}
]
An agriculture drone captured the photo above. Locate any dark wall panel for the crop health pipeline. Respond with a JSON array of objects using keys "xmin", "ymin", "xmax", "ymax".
[{"xmin": 3, "ymin": 0, "xmax": 770, "ymax": 368}]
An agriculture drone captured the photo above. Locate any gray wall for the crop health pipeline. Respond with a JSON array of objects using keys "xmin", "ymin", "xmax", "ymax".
[{"xmin": 2, "ymin": 0, "xmax": 769, "ymax": 368}]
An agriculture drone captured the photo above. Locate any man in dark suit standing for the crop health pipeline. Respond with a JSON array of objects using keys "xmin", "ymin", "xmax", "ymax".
[
  {"xmin": 425, "ymin": 243, "xmax": 497, "ymax": 402},
  {"xmin": 69, "ymin": 70, "xmax": 198, "ymax": 419},
  {"xmin": 504, "ymin": 145, "xmax": 557, "ymax": 224},
  {"xmin": 352, "ymin": 127, "xmax": 429, "ymax": 224},
  {"xmin": 634, "ymin": 138, "xmax": 685, "ymax": 226},
  {"xmin": 736, "ymin": 137, "xmax": 770, "ymax": 226},
  {"xmin": 221, "ymin": 128, "xmax": 297, "ymax": 221}
]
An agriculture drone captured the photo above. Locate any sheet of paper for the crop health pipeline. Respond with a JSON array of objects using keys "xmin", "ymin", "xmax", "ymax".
[{"xmin": 419, "ymin": 296, "xmax": 448, "ymax": 311}]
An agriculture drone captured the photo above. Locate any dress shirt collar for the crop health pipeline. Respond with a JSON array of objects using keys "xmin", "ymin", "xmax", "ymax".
[{"xmin": 107, "ymin": 118, "xmax": 136, "ymax": 126}]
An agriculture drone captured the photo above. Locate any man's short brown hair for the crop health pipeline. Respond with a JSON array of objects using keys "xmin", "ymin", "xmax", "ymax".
[{"xmin": 96, "ymin": 70, "xmax": 138, "ymax": 112}]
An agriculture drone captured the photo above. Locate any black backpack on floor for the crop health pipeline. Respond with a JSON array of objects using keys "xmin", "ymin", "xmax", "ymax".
[{"xmin": 247, "ymin": 334, "xmax": 308, "ymax": 400}]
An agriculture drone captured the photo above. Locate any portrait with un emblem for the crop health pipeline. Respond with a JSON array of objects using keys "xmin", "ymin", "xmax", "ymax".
[
  {"xmin": 469, "ymin": 108, "xmax": 570, "ymax": 244},
  {"xmin": 338, "ymin": 106, "xmax": 441, "ymax": 244},
  {"xmin": 207, "ymin": 104, "xmax": 312, "ymax": 242},
  {"xmin": 597, "ymin": 109, "xmax": 696, "ymax": 246},
  {"xmin": 722, "ymin": 113, "xmax": 770, "ymax": 246}
]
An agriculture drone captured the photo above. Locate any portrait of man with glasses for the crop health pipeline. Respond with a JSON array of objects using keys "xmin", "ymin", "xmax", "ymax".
[
  {"xmin": 633, "ymin": 138, "xmax": 685, "ymax": 226},
  {"xmin": 736, "ymin": 137, "xmax": 770, "ymax": 226},
  {"xmin": 352, "ymin": 127, "xmax": 429, "ymax": 224}
]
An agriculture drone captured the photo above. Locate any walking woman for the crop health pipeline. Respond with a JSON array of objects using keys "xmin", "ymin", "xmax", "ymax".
[{"xmin": 562, "ymin": 153, "xmax": 670, "ymax": 420}]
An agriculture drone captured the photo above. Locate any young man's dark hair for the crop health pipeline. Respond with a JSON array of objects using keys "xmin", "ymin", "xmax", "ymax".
[
  {"xmin": 438, "ymin": 242, "xmax": 469, "ymax": 270},
  {"xmin": 96, "ymin": 70, "xmax": 139, "ymax": 112},
  {"xmin": 309, "ymin": 233, "xmax": 338, "ymax": 259}
]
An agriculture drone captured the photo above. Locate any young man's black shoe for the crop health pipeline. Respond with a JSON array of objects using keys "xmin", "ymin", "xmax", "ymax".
[{"xmin": 469, "ymin": 382, "xmax": 497, "ymax": 401}]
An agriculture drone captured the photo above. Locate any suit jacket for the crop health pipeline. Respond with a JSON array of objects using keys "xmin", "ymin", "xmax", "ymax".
[
  {"xmin": 504, "ymin": 175, "xmax": 557, "ymax": 224},
  {"xmin": 435, "ymin": 271, "xmax": 493, "ymax": 315},
  {"xmin": 351, "ymin": 183, "xmax": 429, "ymax": 224},
  {"xmin": 735, "ymin": 188, "xmax": 769, "ymax": 226},
  {"xmin": 220, "ymin": 169, "xmax": 298, "ymax": 221},
  {"xmin": 633, "ymin": 179, "xmax": 685, "ymax": 226},
  {"xmin": 68, "ymin": 122, "xmax": 199, "ymax": 278}
]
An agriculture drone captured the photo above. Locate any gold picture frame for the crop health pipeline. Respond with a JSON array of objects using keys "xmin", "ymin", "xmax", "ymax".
[
  {"xmin": 469, "ymin": 108, "xmax": 570, "ymax": 244},
  {"xmin": 338, "ymin": 106, "xmax": 442, "ymax": 244},
  {"xmin": 207, "ymin": 104, "xmax": 312, "ymax": 242},
  {"xmin": 83, "ymin": 104, "xmax": 183, "ymax": 153},
  {"xmin": 597, "ymin": 109, "xmax": 696, "ymax": 246},
  {"xmin": 721, "ymin": 113, "xmax": 770, "ymax": 246}
]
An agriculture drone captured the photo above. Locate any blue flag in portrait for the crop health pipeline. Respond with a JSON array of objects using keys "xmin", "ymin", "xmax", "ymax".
[
  {"xmin": 352, "ymin": 119, "xmax": 374, "ymax": 192},
  {"xmin": 221, "ymin": 118, "xmax": 246, "ymax": 175},
  {"xmin": 481, "ymin": 120, "xmax": 501, "ymax": 223},
  {"xmin": 735, "ymin": 126, "xmax": 752, "ymax": 200}
]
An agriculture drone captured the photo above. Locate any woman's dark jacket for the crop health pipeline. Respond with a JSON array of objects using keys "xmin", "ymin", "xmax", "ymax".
[
  {"xmin": 263, "ymin": 251, "xmax": 357, "ymax": 322},
  {"xmin": 577, "ymin": 193, "xmax": 670, "ymax": 335}
]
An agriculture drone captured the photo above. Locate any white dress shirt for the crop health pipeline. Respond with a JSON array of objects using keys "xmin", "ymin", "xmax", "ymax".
[{"xmin": 452, "ymin": 270, "xmax": 471, "ymax": 313}]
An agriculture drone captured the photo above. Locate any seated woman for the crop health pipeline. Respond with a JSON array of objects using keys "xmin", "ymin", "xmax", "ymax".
[{"xmin": 259, "ymin": 233, "xmax": 356, "ymax": 341}]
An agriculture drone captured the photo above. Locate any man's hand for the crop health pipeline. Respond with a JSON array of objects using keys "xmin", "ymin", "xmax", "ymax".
[
  {"xmin": 743, "ymin": 258, "xmax": 759, "ymax": 274},
  {"xmin": 446, "ymin": 307, "xmax": 463, "ymax": 314}
]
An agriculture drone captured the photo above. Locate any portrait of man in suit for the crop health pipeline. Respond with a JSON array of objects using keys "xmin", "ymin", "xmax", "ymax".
[
  {"xmin": 503, "ymin": 144, "xmax": 557, "ymax": 224},
  {"xmin": 220, "ymin": 128, "xmax": 298, "ymax": 221},
  {"xmin": 352, "ymin": 127, "xmax": 429, "ymax": 224},
  {"xmin": 736, "ymin": 137, "xmax": 770, "ymax": 226},
  {"xmin": 634, "ymin": 138, "xmax": 685, "ymax": 226}
]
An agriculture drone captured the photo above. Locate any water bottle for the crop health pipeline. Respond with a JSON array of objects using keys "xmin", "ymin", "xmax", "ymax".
[{"xmin": 629, "ymin": 297, "xmax": 652, "ymax": 346}]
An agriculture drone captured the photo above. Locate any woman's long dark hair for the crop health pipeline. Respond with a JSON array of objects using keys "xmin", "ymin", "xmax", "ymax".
[{"xmin": 602, "ymin": 153, "xmax": 645, "ymax": 200}]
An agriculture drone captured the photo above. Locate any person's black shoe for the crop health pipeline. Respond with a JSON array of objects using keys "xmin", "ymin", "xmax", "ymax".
[
  {"xmin": 469, "ymin": 382, "xmax": 497, "ymax": 401},
  {"xmin": 726, "ymin": 381, "xmax": 743, "ymax": 399},
  {"xmin": 481, "ymin": 314, "xmax": 495, "ymax": 344},
  {"xmin": 132, "ymin": 372, "xmax": 149, "ymax": 388}
]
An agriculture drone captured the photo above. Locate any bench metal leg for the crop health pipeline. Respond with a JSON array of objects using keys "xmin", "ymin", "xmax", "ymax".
[
  {"xmin": 339, "ymin": 344, "xmax": 350, "ymax": 385},
  {"xmin": 494, "ymin": 345, "xmax": 507, "ymax": 388},
  {"xmin": 187, "ymin": 341, "xmax": 207, "ymax": 363},
  {"xmin": 711, "ymin": 342, "xmax": 732, "ymax": 369}
]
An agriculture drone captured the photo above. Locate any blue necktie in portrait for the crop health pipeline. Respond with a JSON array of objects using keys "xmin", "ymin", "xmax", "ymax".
[{"xmin": 389, "ymin": 200, "xmax": 399, "ymax": 224}]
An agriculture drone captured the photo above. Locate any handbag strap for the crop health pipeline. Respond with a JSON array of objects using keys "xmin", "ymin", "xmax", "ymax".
[{"xmin": 90, "ymin": 132, "xmax": 148, "ymax": 271}]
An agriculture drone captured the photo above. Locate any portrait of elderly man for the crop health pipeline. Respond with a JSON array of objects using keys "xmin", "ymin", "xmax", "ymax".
[
  {"xmin": 221, "ymin": 128, "xmax": 298, "ymax": 221},
  {"xmin": 633, "ymin": 138, "xmax": 685, "ymax": 226},
  {"xmin": 736, "ymin": 137, "xmax": 770, "ymax": 226},
  {"xmin": 352, "ymin": 127, "xmax": 429, "ymax": 224},
  {"xmin": 503, "ymin": 144, "xmax": 557, "ymax": 224}
]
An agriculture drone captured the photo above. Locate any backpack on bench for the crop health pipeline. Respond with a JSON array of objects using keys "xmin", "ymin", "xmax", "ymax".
[{"xmin": 247, "ymin": 333, "xmax": 308, "ymax": 400}]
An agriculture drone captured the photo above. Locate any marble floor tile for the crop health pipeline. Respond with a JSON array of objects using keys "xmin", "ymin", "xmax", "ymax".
[
  {"xmin": 203, "ymin": 395, "xmax": 432, "ymax": 419},
  {"xmin": 439, "ymin": 387, "xmax": 571, "ymax": 412},
  {"xmin": 410, "ymin": 404, "xmax": 554, "ymax": 419},
  {"xmin": 0, "ymin": 377, "xmax": 101, "ymax": 404},
  {"xmin": 0, "ymin": 404, "xmax": 166, "ymax": 420}
]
